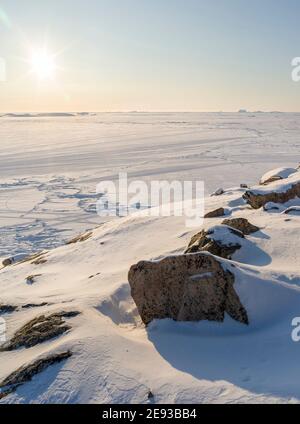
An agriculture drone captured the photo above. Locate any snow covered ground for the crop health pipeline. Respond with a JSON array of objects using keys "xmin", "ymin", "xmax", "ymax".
[
  {"xmin": 0, "ymin": 112, "xmax": 299, "ymax": 257},
  {"xmin": 0, "ymin": 112, "xmax": 300, "ymax": 404}
]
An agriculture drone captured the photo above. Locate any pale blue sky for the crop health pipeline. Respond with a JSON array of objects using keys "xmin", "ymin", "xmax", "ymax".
[{"xmin": 1, "ymin": 0, "xmax": 300, "ymax": 111}]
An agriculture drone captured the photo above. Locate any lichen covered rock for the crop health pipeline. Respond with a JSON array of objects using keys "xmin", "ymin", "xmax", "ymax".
[{"xmin": 0, "ymin": 311, "xmax": 80, "ymax": 351}]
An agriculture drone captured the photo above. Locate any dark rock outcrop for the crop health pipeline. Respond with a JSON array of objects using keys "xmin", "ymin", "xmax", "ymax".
[
  {"xmin": 0, "ymin": 304, "xmax": 17, "ymax": 314},
  {"xmin": 26, "ymin": 274, "xmax": 42, "ymax": 285},
  {"xmin": 185, "ymin": 225, "xmax": 244, "ymax": 259},
  {"xmin": 31, "ymin": 256, "xmax": 47, "ymax": 265},
  {"xmin": 2, "ymin": 258, "xmax": 13, "ymax": 267},
  {"xmin": 221, "ymin": 218, "xmax": 259, "ymax": 235},
  {"xmin": 211, "ymin": 188, "xmax": 224, "ymax": 196},
  {"xmin": 243, "ymin": 180, "xmax": 300, "ymax": 209},
  {"xmin": 128, "ymin": 253, "xmax": 248, "ymax": 326},
  {"xmin": 204, "ymin": 207, "xmax": 226, "ymax": 218},
  {"xmin": 260, "ymin": 176, "xmax": 282, "ymax": 185},
  {"xmin": 17, "ymin": 252, "xmax": 48, "ymax": 266},
  {"xmin": 67, "ymin": 231, "xmax": 92, "ymax": 245},
  {"xmin": 0, "ymin": 311, "xmax": 80, "ymax": 351},
  {"xmin": 0, "ymin": 351, "xmax": 72, "ymax": 399},
  {"xmin": 0, "ymin": 303, "xmax": 48, "ymax": 314},
  {"xmin": 21, "ymin": 302, "xmax": 48, "ymax": 309}
]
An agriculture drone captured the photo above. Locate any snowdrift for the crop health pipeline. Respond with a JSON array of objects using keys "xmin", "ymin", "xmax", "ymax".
[{"xmin": 1, "ymin": 167, "xmax": 300, "ymax": 404}]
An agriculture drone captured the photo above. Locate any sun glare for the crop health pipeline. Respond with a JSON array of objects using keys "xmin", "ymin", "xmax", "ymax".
[{"xmin": 30, "ymin": 49, "xmax": 56, "ymax": 80}]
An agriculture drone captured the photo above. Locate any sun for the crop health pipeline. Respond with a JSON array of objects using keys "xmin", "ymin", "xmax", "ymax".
[{"xmin": 30, "ymin": 49, "xmax": 56, "ymax": 80}]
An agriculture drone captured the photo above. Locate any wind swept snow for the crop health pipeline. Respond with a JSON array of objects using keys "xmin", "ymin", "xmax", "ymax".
[
  {"xmin": 0, "ymin": 112, "xmax": 299, "ymax": 257},
  {"xmin": 0, "ymin": 112, "xmax": 300, "ymax": 404}
]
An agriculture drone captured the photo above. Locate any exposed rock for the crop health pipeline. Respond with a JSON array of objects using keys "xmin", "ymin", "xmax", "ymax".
[
  {"xmin": 243, "ymin": 179, "xmax": 300, "ymax": 209},
  {"xmin": 0, "ymin": 304, "xmax": 17, "ymax": 314},
  {"xmin": 128, "ymin": 253, "xmax": 248, "ymax": 326},
  {"xmin": 147, "ymin": 390, "xmax": 154, "ymax": 400},
  {"xmin": 22, "ymin": 302, "xmax": 48, "ymax": 309},
  {"xmin": 259, "ymin": 167, "xmax": 297, "ymax": 185},
  {"xmin": 185, "ymin": 225, "xmax": 244, "ymax": 259},
  {"xmin": 26, "ymin": 274, "xmax": 42, "ymax": 285},
  {"xmin": 67, "ymin": 231, "xmax": 93, "ymax": 245},
  {"xmin": 0, "ymin": 351, "xmax": 72, "ymax": 399},
  {"xmin": 211, "ymin": 188, "xmax": 224, "ymax": 196},
  {"xmin": 221, "ymin": 218, "xmax": 260, "ymax": 235},
  {"xmin": 17, "ymin": 252, "xmax": 48, "ymax": 266},
  {"xmin": 31, "ymin": 256, "xmax": 47, "ymax": 265},
  {"xmin": 88, "ymin": 272, "xmax": 101, "ymax": 279},
  {"xmin": 0, "ymin": 311, "xmax": 80, "ymax": 351},
  {"xmin": 2, "ymin": 252, "xmax": 49, "ymax": 268},
  {"xmin": 2, "ymin": 258, "xmax": 13, "ymax": 267},
  {"xmin": 240, "ymin": 184, "xmax": 248, "ymax": 189},
  {"xmin": 204, "ymin": 207, "xmax": 226, "ymax": 218},
  {"xmin": 282, "ymin": 206, "xmax": 300, "ymax": 215},
  {"xmin": 0, "ymin": 303, "xmax": 48, "ymax": 314}
]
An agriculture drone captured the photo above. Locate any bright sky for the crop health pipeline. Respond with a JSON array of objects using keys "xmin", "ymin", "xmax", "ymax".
[{"xmin": 1, "ymin": 0, "xmax": 300, "ymax": 112}]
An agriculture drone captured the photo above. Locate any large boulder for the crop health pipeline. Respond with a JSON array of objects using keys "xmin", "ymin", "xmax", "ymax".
[
  {"xmin": 185, "ymin": 225, "xmax": 244, "ymax": 259},
  {"xmin": 128, "ymin": 253, "xmax": 248, "ymax": 326},
  {"xmin": 221, "ymin": 218, "xmax": 259, "ymax": 235},
  {"xmin": 243, "ymin": 173, "xmax": 300, "ymax": 209}
]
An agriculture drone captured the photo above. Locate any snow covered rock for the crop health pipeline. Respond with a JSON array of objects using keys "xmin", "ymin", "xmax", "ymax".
[
  {"xmin": 243, "ymin": 172, "xmax": 300, "ymax": 209},
  {"xmin": 259, "ymin": 167, "xmax": 297, "ymax": 185},
  {"xmin": 211, "ymin": 188, "xmax": 224, "ymax": 196},
  {"xmin": 221, "ymin": 218, "xmax": 260, "ymax": 235},
  {"xmin": 263, "ymin": 202, "xmax": 281, "ymax": 211},
  {"xmin": 185, "ymin": 225, "xmax": 244, "ymax": 259},
  {"xmin": 128, "ymin": 253, "xmax": 249, "ymax": 325}
]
